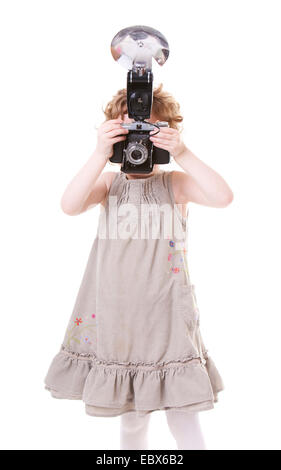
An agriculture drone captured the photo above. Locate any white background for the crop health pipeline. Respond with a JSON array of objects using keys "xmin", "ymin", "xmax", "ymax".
[{"xmin": 0, "ymin": 0, "xmax": 280, "ymax": 450}]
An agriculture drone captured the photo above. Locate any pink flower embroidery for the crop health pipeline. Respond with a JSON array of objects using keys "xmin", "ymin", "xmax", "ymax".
[
  {"xmin": 172, "ymin": 267, "xmax": 180, "ymax": 273},
  {"xmin": 92, "ymin": 314, "xmax": 96, "ymax": 319},
  {"xmin": 74, "ymin": 317, "xmax": 83, "ymax": 326},
  {"xmin": 168, "ymin": 253, "xmax": 172, "ymax": 261}
]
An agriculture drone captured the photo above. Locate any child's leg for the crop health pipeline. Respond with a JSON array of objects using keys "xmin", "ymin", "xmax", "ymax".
[
  {"xmin": 165, "ymin": 410, "xmax": 206, "ymax": 450},
  {"xmin": 120, "ymin": 411, "xmax": 151, "ymax": 450}
]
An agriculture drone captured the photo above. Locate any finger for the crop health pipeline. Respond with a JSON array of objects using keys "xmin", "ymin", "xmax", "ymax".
[
  {"xmin": 150, "ymin": 135, "xmax": 176, "ymax": 143},
  {"xmin": 103, "ymin": 119, "xmax": 124, "ymax": 132},
  {"xmin": 106, "ymin": 128, "xmax": 129, "ymax": 138},
  {"xmin": 103, "ymin": 125, "xmax": 126, "ymax": 135},
  {"xmin": 150, "ymin": 134, "xmax": 175, "ymax": 141},
  {"xmin": 151, "ymin": 127, "xmax": 177, "ymax": 135},
  {"xmin": 111, "ymin": 135, "xmax": 127, "ymax": 143}
]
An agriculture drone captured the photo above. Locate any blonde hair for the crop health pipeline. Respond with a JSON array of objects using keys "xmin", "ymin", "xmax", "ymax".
[{"xmin": 102, "ymin": 83, "xmax": 184, "ymax": 132}]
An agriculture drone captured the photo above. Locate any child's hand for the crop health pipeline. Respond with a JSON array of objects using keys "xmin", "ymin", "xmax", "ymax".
[
  {"xmin": 96, "ymin": 119, "xmax": 129, "ymax": 161},
  {"xmin": 149, "ymin": 127, "xmax": 186, "ymax": 159}
]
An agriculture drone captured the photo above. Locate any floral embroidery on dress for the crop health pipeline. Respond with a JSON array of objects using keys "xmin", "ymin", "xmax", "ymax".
[
  {"xmin": 65, "ymin": 315, "xmax": 96, "ymax": 347},
  {"xmin": 166, "ymin": 238, "xmax": 189, "ymax": 276}
]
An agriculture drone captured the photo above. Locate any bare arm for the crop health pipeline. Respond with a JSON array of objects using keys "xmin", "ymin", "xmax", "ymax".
[
  {"xmin": 61, "ymin": 152, "xmax": 112, "ymax": 215},
  {"xmin": 61, "ymin": 118, "xmax": 128, "ymax": 215},
  {"xmin": 149, "ymin": 128, "xmax": 234, "ymax": 208},
  {"xmin": 173, "ymin": 146, "xmax": 234, "ymax": 208}
]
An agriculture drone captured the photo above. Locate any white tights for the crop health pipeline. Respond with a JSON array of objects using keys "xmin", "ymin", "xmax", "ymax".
[{"xmin": 120, "ymin": 410, "xmax": 206, "ymax": 450}]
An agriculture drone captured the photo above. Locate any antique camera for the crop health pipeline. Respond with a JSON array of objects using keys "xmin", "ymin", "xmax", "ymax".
[{"xmin": 109, "ymin": 25, "xmax": 170, "ymax": 174}]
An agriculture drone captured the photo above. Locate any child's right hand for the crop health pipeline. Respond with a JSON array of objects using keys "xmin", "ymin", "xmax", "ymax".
[{"xmin": 96, "ymin": 118, "xmax": 129, "ymax": 161}]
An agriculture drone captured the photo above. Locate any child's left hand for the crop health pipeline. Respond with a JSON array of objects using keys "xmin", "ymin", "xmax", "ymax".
[{"xmin": 149, "ymin": 127, "xmax": 186, "ymax": 159}]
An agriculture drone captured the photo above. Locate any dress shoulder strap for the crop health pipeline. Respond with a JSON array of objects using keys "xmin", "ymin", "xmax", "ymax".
[
  {"xmin": 154, "ymin": 169, "xmax": 176, "ymax": 206},
  {"xmin": 107, "ymin": 171, "xmax": 125, "ymax": 199},
  {"xmin": 159, "ymin": 170, "xmax": 189, "ymax": 226}
]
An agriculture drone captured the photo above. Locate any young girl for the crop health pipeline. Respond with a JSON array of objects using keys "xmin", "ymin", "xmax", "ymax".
[{"xmin": 45, "ymin": 83, "xmax": 233, "ymax": 450}]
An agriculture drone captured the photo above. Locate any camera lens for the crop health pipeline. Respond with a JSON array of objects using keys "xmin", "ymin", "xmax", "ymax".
[
  {"xmin": 126, "ymin": 142, "xmax": 148, "ymax": 165},
  {"xmin": 131, "ymin": 149, "xmax": 142, "ymax": 160}
]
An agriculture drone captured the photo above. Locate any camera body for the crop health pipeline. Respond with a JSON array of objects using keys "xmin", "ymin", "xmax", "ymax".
[
  {"xmin": 109, "ymin": 70, "xmax": 170, "ymax": 174},
  {"xmin": 109, "ymin": 121, "xmax": 170, "ymax": 174}
]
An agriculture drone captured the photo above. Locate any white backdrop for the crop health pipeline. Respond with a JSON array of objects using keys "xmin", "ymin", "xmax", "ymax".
[{"xmin": 1, "ymin": 0, "xmax": 280, "ymax": 450}]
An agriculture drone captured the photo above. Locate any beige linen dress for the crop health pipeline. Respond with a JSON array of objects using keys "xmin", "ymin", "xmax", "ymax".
[{"xmin": 45, "ymin": 169, "xmax": 224, "ymax": 417}]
